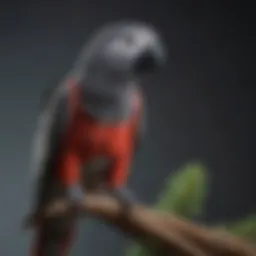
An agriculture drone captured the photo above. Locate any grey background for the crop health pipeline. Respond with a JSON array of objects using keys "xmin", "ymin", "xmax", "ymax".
[{"xmin": 0, "ymin": 1, "xmax": 255, "ymax": 255}]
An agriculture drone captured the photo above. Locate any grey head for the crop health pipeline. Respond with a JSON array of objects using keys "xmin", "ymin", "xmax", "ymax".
[
  {"xmin": 72, "ymin": 21, "xmax": 167, "ymax": 122},
  {"xmin": 74, "ymin": 21, "xmax": 167, "ymax": 86}
]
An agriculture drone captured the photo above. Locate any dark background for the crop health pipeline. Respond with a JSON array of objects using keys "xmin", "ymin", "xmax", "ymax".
[{"xmin": 0, "ymin": 1, "xmax": 255, "ymax": 255}]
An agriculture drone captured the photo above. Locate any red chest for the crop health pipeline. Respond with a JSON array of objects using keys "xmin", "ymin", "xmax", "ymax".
[{"xmin": 67, "ymin": 113, "xmax": 134, "ymax": 159}]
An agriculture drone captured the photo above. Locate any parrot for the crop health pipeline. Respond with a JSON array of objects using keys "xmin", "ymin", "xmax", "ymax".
[{"xmin": 28, "ymin": 21, "xmax": 167, "ymax": 256}]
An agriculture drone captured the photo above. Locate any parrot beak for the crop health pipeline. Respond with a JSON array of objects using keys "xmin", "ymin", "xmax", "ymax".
[
  {"xmin": 133, "ymin": 46, "xmax": 167, "ymax": 77},
  {"xmin": 133, "ymin": 50, "xmax": 158, "ymax": 75}
]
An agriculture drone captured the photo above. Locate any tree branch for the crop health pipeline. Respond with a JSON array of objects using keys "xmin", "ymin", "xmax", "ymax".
[{"xmin": 26, "ymin": 194, "xmax": 256, "ymax": 256}]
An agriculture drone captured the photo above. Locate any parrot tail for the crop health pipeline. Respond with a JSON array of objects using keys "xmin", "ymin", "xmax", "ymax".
[{"xmin": 30, "ymin": 219, "xmax": 76, "ymax": 256}]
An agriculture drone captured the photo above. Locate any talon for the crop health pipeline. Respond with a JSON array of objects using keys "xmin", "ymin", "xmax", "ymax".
[
  {"xmin": 111, "ymin": 187, "xmax": 137, "ymax": 215},
  {"xmin": 68, "ymin": 199, "xmax": 83, "ymax": 218}
]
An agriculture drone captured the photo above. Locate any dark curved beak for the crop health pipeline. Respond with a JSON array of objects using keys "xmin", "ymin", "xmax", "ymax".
[{"xmin": 133, "ymin": 44, "xmax": 167, "ymax": 75}]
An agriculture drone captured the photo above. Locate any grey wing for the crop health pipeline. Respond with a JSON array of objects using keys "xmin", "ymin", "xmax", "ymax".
[{"xmin": 30, "ymin": 84, "xmax": 69, "ymax": 210}]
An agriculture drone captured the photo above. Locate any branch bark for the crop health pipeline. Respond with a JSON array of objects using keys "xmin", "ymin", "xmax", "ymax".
[{"xmin": 26, "ymin": 194, "xmax": 256, "ymax": 256}]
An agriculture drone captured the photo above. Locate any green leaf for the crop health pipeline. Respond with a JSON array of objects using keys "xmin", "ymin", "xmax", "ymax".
[
  {"xmin": 223, "ymin": 215, "xmax": 256, "ymax": 242},
  {"xmin": 125, "ymin": 243, "xmax": 156, "ymax": 256},
  {"xmin": 155, "ymin": 163, "xmax": 207, "ymax": 218},
  {"xmin": 125, "ymin": 163, "xmax": 208, "ymax": 256}
]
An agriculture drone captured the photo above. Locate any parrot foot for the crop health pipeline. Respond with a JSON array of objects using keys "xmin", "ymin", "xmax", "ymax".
[
  {"xmin": 111, "ymin": 187, "xmax": 138, "ymax": 215},
  {"xmin": 68, "ymin": 184, "xmax": 84, "ymax": 201},
  {"xmin": 67, "ymin": 185, "xmax": 86, "ymax": 218}
]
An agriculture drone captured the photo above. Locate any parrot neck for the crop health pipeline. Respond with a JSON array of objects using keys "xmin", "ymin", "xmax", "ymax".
[{"xmin": 77, "ymin": 79, "xmax": 138, "ymax": 123}]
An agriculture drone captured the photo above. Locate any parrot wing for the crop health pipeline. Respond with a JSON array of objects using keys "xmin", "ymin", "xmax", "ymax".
[{"xmin": 30, "ymin": 83, "xmax": 70, "ymax": 209}]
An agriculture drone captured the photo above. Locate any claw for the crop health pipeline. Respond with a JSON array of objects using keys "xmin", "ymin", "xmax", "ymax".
[{"xmin": 111, "ymin": 187, "xmax": 137, "ymax": 214}]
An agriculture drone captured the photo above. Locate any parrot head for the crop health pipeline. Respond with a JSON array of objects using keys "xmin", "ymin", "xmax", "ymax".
[{"xmin": 74, "ymin": 21, "xmax": 167, "ymax": 84}]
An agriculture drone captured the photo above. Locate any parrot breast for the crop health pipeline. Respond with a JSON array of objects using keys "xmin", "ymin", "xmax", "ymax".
[{"xmin": 80, "ymin": 156, "xmax": 111, "ymax": 191}]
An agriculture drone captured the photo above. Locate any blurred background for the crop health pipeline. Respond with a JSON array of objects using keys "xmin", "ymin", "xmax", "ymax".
[{"xmin": 0, "ymin": 0, "xmax": 255, "ymax": 255}]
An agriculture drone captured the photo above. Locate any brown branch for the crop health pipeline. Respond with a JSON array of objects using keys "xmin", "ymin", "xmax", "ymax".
[{"xmin": 26, "ymin": 194, "xmax": 256, "ymax": 256}]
